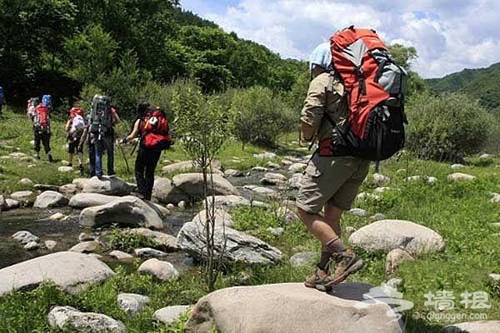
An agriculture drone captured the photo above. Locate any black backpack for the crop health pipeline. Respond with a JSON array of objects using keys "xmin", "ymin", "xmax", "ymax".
[{"xmin": 90, "ymin": 95, "xmax": 113, "ymax": 134}]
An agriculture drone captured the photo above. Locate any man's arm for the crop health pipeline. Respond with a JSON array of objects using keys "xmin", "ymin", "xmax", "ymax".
[
  {"xmin": 300, "ymin": 78, "xmax": 326, "ymax": 142},
  {"xmin": 78, "ymin": 127, "xmax": 88, "ymax": 149},
  {"xmin": 64, "ymin": 119, "xmax": 71, "ymax": 132},
  {"xmin": 110, "ymin": 107, "xmax": 121, "ymax": 125},
  {"xmin": 301, "ymin": 122, "xmax": 316, "ymax": 142},
  {"xmin": 125, "ymin": 119, "xmax": 141, "ymax": 142}
]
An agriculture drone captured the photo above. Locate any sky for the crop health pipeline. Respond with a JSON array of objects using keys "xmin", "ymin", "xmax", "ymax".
[{"xmin": 180, "ymin": 0, "xmax": 500, "ymax": 79}]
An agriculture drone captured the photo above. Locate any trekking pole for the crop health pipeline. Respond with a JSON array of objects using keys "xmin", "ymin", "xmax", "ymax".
[
  {"xmin": 118, "ymin": 142, "xmax": 130, "ymax": 173},
  {"xmin": 130, "ymin": 139, "xmax": 139, "ymax": 156}
]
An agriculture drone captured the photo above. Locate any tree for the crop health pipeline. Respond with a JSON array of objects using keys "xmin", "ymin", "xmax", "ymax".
[
  {"xmin": 63, "ymin": 25, "xmax": 118, "ymax": 84},
  {"xmin": 97, "ymin": 50, "xmax": 153, "ymax": 117},
  {"xmin": 172, "ymin": 81, "xmax": 229, "ymax": 291},
  {"xmin": 388, "ymin": 44, "xmax": 427, "ymax": 96},
  {"xmin": 388, "ymin": 44, "xmax": 417, "ymax": 70},
  {"xmin": 0, "ymin": 0, "xmax": 77, "ymax": 102}
]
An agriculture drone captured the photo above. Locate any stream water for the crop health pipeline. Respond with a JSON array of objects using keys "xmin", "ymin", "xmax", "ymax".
[{"xmin": 0, "ymin": 168, "xmax": 296, "ymax": 269}]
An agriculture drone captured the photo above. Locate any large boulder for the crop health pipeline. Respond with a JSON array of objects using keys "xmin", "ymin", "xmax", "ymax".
[
  {"xmin": 69, "ymin": 193, "xmax": 123, "ymax": 209},
  {"xmin": 185, "ymin": 283, "xmax": 404, "ymax": 333},
  {"xmin": 157, "ymin": 173, "xmax": 239, "ymax": 205},
  {"xmin": 0, "ymin": 252, "xmax": 114, "ymax": 296},
  {"xmin": 79, "ymin": 196, "xmax": 163, "ymax": 229},
  {"xmin": 48, "ymin": 306, "xmax": 126, "ymax": 332},
  {"xmin": 349, "ymin": 219, "xmax": 445, "ymax": 255},
  {"xmin": 177, "ymin": 222, "xmax": 282, "ymax": 265},
  {"xmin": 73, "ymin": 176, "xmax": 132, "ymax": 196},
  {"xmin": 443, "ymin": 321, "xmax": 500, "ymax": 332},
  {"xmin": 33, "ymin": 191, "xmax": 69, "ymax": 209}
]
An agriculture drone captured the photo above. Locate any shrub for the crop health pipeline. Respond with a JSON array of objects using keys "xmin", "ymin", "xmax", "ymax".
[
  {"xmin": 108, "ymin": 227, "xmax": 158, "ymax": 252},
  {"xmin": 405, "ymin": 92, "xmax": 498, "ymax": 161},
  {"xmin": 229, "ymin": 86, "xmax": 296, "ymax": 149}
]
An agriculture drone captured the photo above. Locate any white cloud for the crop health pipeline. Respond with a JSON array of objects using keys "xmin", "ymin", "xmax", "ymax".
[{"xmin": 180, "ymin": 0, "xmax": 500, "ymax": 78}]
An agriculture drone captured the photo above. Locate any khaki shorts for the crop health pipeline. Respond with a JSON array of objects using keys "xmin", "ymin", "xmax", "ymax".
[{"xmin": 296, "ymin": 154, "xmax": 370, "ymax": 213}]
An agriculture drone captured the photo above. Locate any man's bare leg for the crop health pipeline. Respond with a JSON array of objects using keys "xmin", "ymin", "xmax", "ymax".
[
  {"xmin": 298, "ymin": 207, "xmax": 347, "ymax": 273},
  {"xmin": 323, "ymin": 203, "xmax": 343, "ymax": 237}
]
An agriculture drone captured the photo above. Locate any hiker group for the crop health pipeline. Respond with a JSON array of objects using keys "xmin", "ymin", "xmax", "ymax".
[
  {"xmin": 25, "ymin": 94, "xmax": 171, "ymax": 201},
  {"xmin": 15, "ymin": 25, "xmax": 408, "ymax": 290}
]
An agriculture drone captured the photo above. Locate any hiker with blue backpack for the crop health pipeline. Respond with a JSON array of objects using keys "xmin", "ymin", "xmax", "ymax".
[{"xmin": 297, "ymin": 27, "xmax": 407, "ymax": 291}]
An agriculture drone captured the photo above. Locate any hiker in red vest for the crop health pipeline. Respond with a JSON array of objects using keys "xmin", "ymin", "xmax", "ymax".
[
  {"xmin": 296, "ymin": 42, "xmax": 369, "ymax": 291},
  {"xmin": 121, "ymin": 102, "xmax": 171, "ymax": 200},
  {"xmin": 33, "ymin": 97, "xmax": 53, "ymax": 162}
]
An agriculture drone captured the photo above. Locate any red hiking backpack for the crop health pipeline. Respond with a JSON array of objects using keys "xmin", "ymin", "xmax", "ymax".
[
  {"xmin": 140, "ymin": 107, "xmax": 171, "ymax": 151},
  {"xmin": 33, "ymin": 104, "xmax": 50, "ymax": 133},
  {"xmin": 326, "ymin": 26, "xmax": 408, "ymax": 161}
]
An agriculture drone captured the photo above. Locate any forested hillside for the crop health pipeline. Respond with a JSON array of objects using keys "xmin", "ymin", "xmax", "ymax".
[
  {"xmin": 0, "ymin": 0, "xmax": 306, "ymax": 116},
  {"xmin": 426, "ymin": 62, "xmax": 500, "ymax": 112}
]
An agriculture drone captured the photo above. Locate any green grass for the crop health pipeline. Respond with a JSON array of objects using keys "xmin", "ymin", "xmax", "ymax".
[{"xmin": 1, "ymin": 106, "xmax": 499, "ymax": 331}]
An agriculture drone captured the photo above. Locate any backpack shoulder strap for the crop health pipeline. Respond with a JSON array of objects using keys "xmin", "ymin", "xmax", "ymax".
[{"xmin": 323, "ymin": 70, "xmax": 344, "ymax": 127}]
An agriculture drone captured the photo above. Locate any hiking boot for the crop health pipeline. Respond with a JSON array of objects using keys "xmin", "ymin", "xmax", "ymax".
[
  {"xmin": 48, "ymin": 154, "xmax": 53, "ymax": 163},
  {"xmin": 304, "ymin": 267, "xmax": 334, "ymax": 291},
  {"xmin": 79, "ymin": 164, "xmax": 84, "ymax": 175},
  {"xmin": 327, "ymin": 249, "xmax": 364, "ymax": 288}
]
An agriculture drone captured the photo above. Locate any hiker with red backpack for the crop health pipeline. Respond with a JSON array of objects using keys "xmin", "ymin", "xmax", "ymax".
[
  {"xmin": 121, "ymin": 102, "xmax": 171, "ymax": 200},
  {"xmin": 297, "ymin": 27, "xmax": 407, "ymax": 291},
  {"xmin": 33, "ymin": 95, "xmax": 53, "ymax": 162},
  {"xmin": 65, "ymin": 106, "xmax": 86, "ymax": 174}
]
